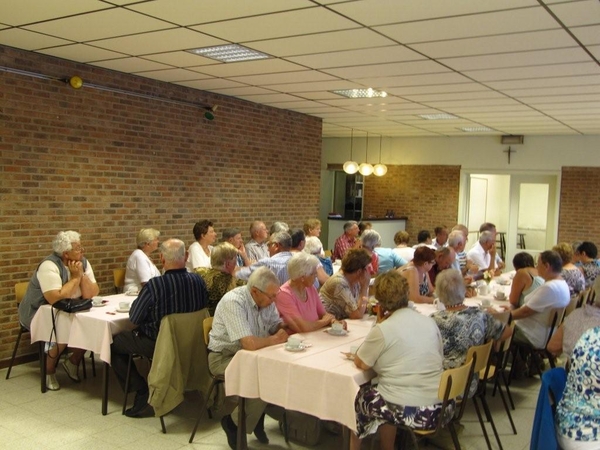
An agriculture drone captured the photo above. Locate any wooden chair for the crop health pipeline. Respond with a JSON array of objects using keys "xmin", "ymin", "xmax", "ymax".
[
  {"xmin": 189, "ymin": 316, "xmax": 225, "ymax": 443},
  {"xmin": 467, "ymin": 340, "xmax": 503, "ymax": 450},
  {"xmin": 396, "ymin": 359, "xmax": 473, "ymax": 450},
  {"xmin": 6, "ymin": 282, "xmax": 31, "ymax": 379},
  {"xmin": 113, "ymin": 268, "xmax": 126, "ymax": 294}
]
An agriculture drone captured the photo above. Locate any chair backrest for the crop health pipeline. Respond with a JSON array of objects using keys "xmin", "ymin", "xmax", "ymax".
[
  {"xmin": 113, "ymin": 268, "xmax": 126, "ymax": 293},
  {"xmin": 565, "ymin": 294, "xmax": 580, "ymax": 317},
  {"xmin": 466, "ymin": 340, "xmax": 493, "ymax": 375},
  {"xmin": 544, "ymin": 307, "xmax": 566, "ymax": 347},
  {"xmin": 203, "ymin": 316, "xmax": 213, "ymax": 346},
  {"xmin": 438, "ymin": 359, "xmax": 474, "ymax": 407},
  {"xmin": 324, "ymin": 250, "xmax": 332, "ymax": 258},
  {"xmin": 15, "ymin": 282, "xmax": 29, "ymax": 304}
]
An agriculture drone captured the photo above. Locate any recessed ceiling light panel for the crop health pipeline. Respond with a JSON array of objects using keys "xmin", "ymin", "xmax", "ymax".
[
  {"xmin": 332, "ymin": 88, "xmax": 387, "ymax": 98},
  {"xmin": 187, "ymin": 44, "xmax": 269, "ymax": 63},
  {"xmin": 459, "ymin": 126, "xmax": 494, "ymax": 132},
  {"xmin": 419, "ymin": 113, "xmax": 458, "ymax": 120}
]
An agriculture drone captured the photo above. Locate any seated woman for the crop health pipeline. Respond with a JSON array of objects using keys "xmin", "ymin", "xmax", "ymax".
[
  {"xmin": 304, "ymin": 236, "xmax": 333, "ymax": 276},
  {"xmin": 195, "ymin": 242, "xmax": 245, "ymax": 315},
  {"xmin": 18, "ymin": 231, "xmax": 99, "ymax": 391},
  {"xmin": 124, "ymin": 228, "xmax": 161, "ymax": 293},
  {"xmin": 548, "ymin": 276, "xmax": 600, "ymax": 359},
  {"xmin": 509, "ymin": 252, "xmax": 544, "ymax": 309},
  {"xmin": 351, "ymin": 271, "xmax": 445, "ymax": 450},
  {"xmin": 185, "ymin": 219, "xmax": 217, "ymax": 271},
  {"xmin": 393, "ymin": 230, "xmax": 415, "ymax": 263},
  {"xmin": 574, "ymin": 241, "xmax": 600, "ymax": 289},
  {"xmin": 554, "ymin": 243, "xmax": 585, "ymax": 297},
  {"xmin": 432, "ymin": 269, "xmax": 511, "ymax": 395},
  {"xmin": 320, "ymin": 248, "xmax": 372, "ymax": 320},
  {"xmin": 360, "ymin": 229, "xmax": 380, "ymax": 274},
  {"xmin": 397, "ymin": 246, "xmax": 436, "ymax": 304},
  {"xmin": 275, "ymin": 252, "xmax": 336, "ymax": 334},
  {"xmin": 556, "ymin": 326, "xmax": 600, "ymax": 450}
]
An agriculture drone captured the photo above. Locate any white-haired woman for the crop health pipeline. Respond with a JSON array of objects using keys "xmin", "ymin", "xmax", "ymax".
[
  {"xmin": 18, "ymin": 231, "xmax": 99, "ymax": 391},
  {"xmin": 275, "ymin": 252, "xmax": 336, "ymax": 333},
  {"xmin": 360, "ymin": 229, "xmax": 380, "ymax": 274},
  {"xmin": 304, "ymin": 236, "xmax": 334, "ymax": 276},
  {"xmin": 124, "ymin": 228, "xmax": 161, "ymax": 293}
]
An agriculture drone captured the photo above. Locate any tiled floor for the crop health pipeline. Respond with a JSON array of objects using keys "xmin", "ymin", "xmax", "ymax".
[{"xmin": 0, "ymin": 358, "xmax": 538, "ymax": 449}]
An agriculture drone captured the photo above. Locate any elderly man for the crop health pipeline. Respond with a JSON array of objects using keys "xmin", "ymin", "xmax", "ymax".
[
  {"xmin": 111, "ymin": 239, "xmax": 209, "ymax": 417},
  {"xmin": 428, "ymin": 247, "xmax": 456, "ymax": 286},
  {"xmin": 467, "ymin": 231, "xmax": 503, "ymax": 276},
  {"xmin": 19, "ymin": 230, "xmax": 99, "ymax": 391},
  {"xmin": 480, "ymin": 222, "xmax": 505, "ymax": 270},
  {"xmin": 290, "ymin": 228, "xmax": 306, "ymax": 252},
  {"xmin": 432, "ymin": 225, "xmax": 449, "ymax": 250},
  {"xmin": 333, "ymin": 220, "xmax": 359, "ymax": 261},
  {"xmin": 209, "ymin": 267, "xmax": 288, "ymax": 449},
  {"xmin": 222, "ymin": 227, "xmax": 250, "ymax": 267},
  {"xmin": 412, "ymin": 229, "xmax": 435, "ymax": 249},
  {"xmin": 196, "ymin": 242, "xmax": 246, "ymax": 315},
  {"xmin": 236, "ymin": 231, "xmax": 293, "ymax": 285},
  {"xmin": 244, "ymin": 221, "xmax": 269, "ymax": 263}
]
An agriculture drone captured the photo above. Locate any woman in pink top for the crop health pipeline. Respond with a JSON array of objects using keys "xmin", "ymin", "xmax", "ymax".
[{"xmin": 276, "ymin": 252, "xmax": 336, "ymax": 334}]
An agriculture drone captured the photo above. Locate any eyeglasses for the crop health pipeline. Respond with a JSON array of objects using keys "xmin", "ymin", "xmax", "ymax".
[
  {"xmin": 255, "ymin": 287, "xmax": 279, "ymax": 301},
  {"xmin": 70, "ymin": 246, "xmax": 84, "ymax": 253}
]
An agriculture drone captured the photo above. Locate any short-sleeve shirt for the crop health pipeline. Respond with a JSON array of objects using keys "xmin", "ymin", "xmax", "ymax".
[
  {"xmin": 374, "ymin": 247, "xmax": 406, "ymax": 274},
  {"xmin": 245, "ymin": 240, "xmax": 269, "ymax": 263},
  {"xmin": 37, "ymin": 259, "xmax": 96, "ymax": 296},
  {"xmin": 186, "ymin": 241, "xmax": 212, "ymax": 272},
  {"xmin": 333, "ymin": 234, "xmax": 357, "ymax": 262},
  {"xmin": 357, "ymin": 308, "xmax": 443, "ymax": 406},
  {"xmin": 124, "ymin": 249, "xmax": 161, "ymax": 292},
  {"xmin": 208, "ymin": 286, "xmax": 283, "ymax": 355},
  {"xmin": 275, "ymin": 281, "xmax": 325, "ymax": 334},
  {"xmin": 319, "ymin": 272, "xmax": 360, "ymax": 320},
  {"xmin": 562, "ymin": 267, "xmax": 585, "ymax": 297}
]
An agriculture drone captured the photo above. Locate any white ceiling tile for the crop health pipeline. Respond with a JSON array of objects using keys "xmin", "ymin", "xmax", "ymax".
[
  {"xmin": 322, "ymin": 60, "xmax": 449, "ymax": 79},
  {"xmin": 521, "ymin": 94, "xmax": 600, "ymax": 104},
  {"xmin": 236, "ymin": 93, "xmax": 307, "ymax": 104},
  {"xmin": 449, "ymin": 105, "xmax": 535, "ymax": 113},
  {"xmin": 135, "ymin": 68, "xmax": 212, "ymax": 82},
  {"xmin": 90, "ymin": 57, "xmax": 172, "ymax": 73},
  {"xmin": 265, "ymin": 80, "xmax": 360, "ymax": 93},
  {"xmin": 548, "ymin": 0, "xmax": 600, "ymax": 26},
  {"xmin": 588, "ymin": 44, "xmax": 600, "ymax": 60},
  {"xmin": 207, "ymin": 86, "xmax": 276, "ymax": 96},
  {"xmin": 403, "ymin": 91, "xmax": 506, "ymax": 102},
  {"xmin": 0, "ymin": 28, "xmax": 71, "ymax": 50},
  {"xmin": 287, "ymin": 45, "xmax": 425, "ymax": 69},
  {"xmin": 374, "ymin": 8, "xmax": 559, "ymax": 44},
  {"xmin": 141, "ymin": 51, "xmax": 216, "ymax": 67},
  {"xmin": 190, "ymin": 8, "xmax": 356, "ymax": 42},
  {"xmin": 193, "ymin": 59, "xmax": 305, "ymax": 78},
  {"xmin": 423, "ymin": 98, "xmax": 523, "ymax": 108},
  {"xmin": 0, "ymin": 0, "xmax": 111, "ymax": 26},
  {"xmin": 229, "ymin": 70, "xmax": 339, "ymax": 86},
  {"xmin": 38, "ymin": 44, "xmax": 127, "ymax": 63},
  {"xmin": 465, "ymin": 62, "xmax": 600, "ymax": 82},
  {"xmin": 175, "ymin": 79, "xmax": 248, "ymax": 90},
  {"xmin": 570, "ymin": 25, "xmax": 600, "ymax": 45},
  {"xmin": 486, "ymin": 74, "xmax": 600, "ymax": 90},
  {"xmin": 358, "ymin": 73, "xmax": 473, "ymax": 89},
  {"xmin": 24, "ymin": 9, "xmax": 174, "ymax": 42},
  {"xmin": 536, "ymin": 101, "xmax": 600, "ymax": 110},
  {"xmin": 384, "ymin": 83, "xmax": 490, "ymax": 96},
  {"xmin": 502, "ymin": 84, "xmax": 600, "ymax": 97},
  {"xmin": 295, "ymin": 91, "xmax": 345, "ymax": 100},
  {"xmin": 268, "ymin": 100, "xmax": 331, "ymax": 109}
]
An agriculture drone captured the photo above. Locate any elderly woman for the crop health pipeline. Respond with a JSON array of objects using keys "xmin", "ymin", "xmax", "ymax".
[
  {"xmin": 195, "ymin": 242, "xmax": 245, "ymax": 315},
  {"xmin": 548, "ymin": 276, "xmax": 600, "ymax": 358},
  {"xmin": 432, "ymin": 269, "xmax": 511, "ymax": 395},
  {"xmin": 397, "ymin": 246, "xmax": 436, "ymax": 304},
  {"xmin": 554, "ymin": 242, "xmax": 585, "ymax": 297},
  {"xmin": 556, "ymin": 326, "xmax": 600, "ymax": 449},
  {"xmin": 320, "ymin": 248, "xmax": 372, "ymax": 320},
  {"xmin": 509, "ymin": 252, "xmax": 544, "ymax": 308},
  {"xmin": 304, "ymin": 236, "xmax": 333, "ymax": 276},
  {"xmin": 18, "ymin": 231, "xmax": 99, "ymax": 391},
  {"xmin": 275, "ymin": 252, "xmax": 336, "ymax": 334},
  {"xmin": 303, "ymin": 218, "xmax": 322, "ymax": 238},
  {"xmin": 186, "ymin": 219, "xmax": 217, "ymax": 271},
  {"xmin": 393, "ymin": 230, "xmax": 414, "ymax": 263},
  {"xmin": 124, "ymin": 228, "xmax": 161, "ymax": 293},
  {"xmin": 360, "ymin": 229, "xmax": 380, "ymax": 274},
  {"xmin": 575, "ymin": 241, "xmax": 600, "ymax": 289},
  {"xmin": 351, "ymin": 271, "xmax": 445, "ymax": 450}
]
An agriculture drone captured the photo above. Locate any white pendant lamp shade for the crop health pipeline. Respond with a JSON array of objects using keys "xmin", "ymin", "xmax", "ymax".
[
  {"xmin": 373, "ymin": 163, "xmax": 388, "ymax": 176},
  {"xmin": 358, "ymin": 163, "xmax": 374, "ymax": 176},
  {"xmin": 343, "ymin": 161, "xmax": 359, "ymax": 174}
]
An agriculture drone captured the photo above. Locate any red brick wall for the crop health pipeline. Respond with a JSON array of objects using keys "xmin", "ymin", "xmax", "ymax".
[
  {"xmin": 363, "ymin": 165, "xmax": 461, "ymax": 243},
  {"xmin": 558, "ymin": 167, "xmax": 600, "ymax": 243},
  {"xmin": 0, "ymin": 45, "xmax": 322, "ymax": 363}
]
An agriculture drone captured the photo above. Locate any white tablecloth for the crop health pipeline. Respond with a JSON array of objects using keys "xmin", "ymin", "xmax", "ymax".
[
  {"xmin": 225, "ymin": 317, "xmax": 376, "ymax": 431},
  {"xmin": 30, "ymin": 294, "xmax": 135, "ymax": 364}
]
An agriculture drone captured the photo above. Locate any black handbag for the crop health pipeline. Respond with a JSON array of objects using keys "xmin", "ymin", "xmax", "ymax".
[{"xmin": 52, "ymin": 298, "xmax": 93, "ymax": 313}]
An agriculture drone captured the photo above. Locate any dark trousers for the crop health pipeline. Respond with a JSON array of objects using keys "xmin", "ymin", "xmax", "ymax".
[{"xmin": 111, "ymin": 330, "xmax": 155, "ymax": 393}]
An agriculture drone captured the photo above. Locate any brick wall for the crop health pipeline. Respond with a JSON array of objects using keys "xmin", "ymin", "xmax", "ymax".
[
  {"xmin": 0, "ymin": 45, "xmax": 322, "ymax": 363},
  {"xmin": 363, "ymin": 165, "xmax": 461, "ymax": 243},
  {"xmin": 558, "ymin": 167, "xmax": 600, "ymax": 243}
]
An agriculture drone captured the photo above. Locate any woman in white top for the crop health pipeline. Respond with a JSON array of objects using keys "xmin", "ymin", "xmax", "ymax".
[
  {"xmin": 124, "ymin": 228, "xmax": 161, "ymax": 292},
  {"xmin": 186, "ymin": 220, "xmax": 217, "ymax": 271}
]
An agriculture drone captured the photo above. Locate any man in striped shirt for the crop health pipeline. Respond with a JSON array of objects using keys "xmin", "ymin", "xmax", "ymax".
[
  {"xmin": 236, "ymin": 231, "xmax": 293, "ymax": 285},
  {"xmin": 111, "ymin": 238, "xmax": 208, "ymax": 418}
]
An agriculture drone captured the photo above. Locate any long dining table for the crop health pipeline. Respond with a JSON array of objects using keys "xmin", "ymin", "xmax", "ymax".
[{"xmin": 30, "ymin": 293, "xmax": 136, "ymax": 413}]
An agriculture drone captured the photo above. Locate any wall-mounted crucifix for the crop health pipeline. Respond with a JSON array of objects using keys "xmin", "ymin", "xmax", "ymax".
[{"xmin": 503, "ymin": 146, "xmax": 516, "ymax": 164}]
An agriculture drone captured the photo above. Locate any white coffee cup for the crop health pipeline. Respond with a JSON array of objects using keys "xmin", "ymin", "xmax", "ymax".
[
  {"xmin": 92, "ymin": 296, "xmax": 103, "ymax": 306},
  {"xmin": 287, "ymin": 337, "xmax": 302, "ymax": 348},
  {"xmin": 481, "ymin": 298, "xmax": 491, "ymax": 308},
  {"xmin": 119, "ymin": 301, "xmax": 130, "ymax": 310},
  {"xmin": 331, "ymin": 321, "xmax": 344, "ymax": 332},
  {"xmin": 495, "ymin": 291, "xmax": 506, "ymax": 300}
]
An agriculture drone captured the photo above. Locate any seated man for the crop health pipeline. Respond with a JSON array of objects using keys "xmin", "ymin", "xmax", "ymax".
[
  {"xmin": 196, "ymin": 242, "xmax": 246, "ymax": 315},
  {"xmin": 111, "ymin": 238, "xmax": 209, "ymax": 417},
  {"xmin": 332, "ymin": 220, "xmax": 359, "ymax": 262},
  {"xmin": 508, "ymin": 250, "xmax": 570, "ymax": 349},
  {"xmin": 244, "ymin": 221, "xmax": 269, "ymax": 263},
  {"xmin": 412, "ymin": 229, "xmax": 435, "ymax": 249},
  {"xmin": 222, "ymin": 227, "xmax": 251, "ymax": 267},
  {"xmin": 209, "ymin": 267, "xmax": 288, "ymax": 449},
  {"xmin": 432, "ymin": 225, "xmax": 449, "ymax": 250},
  {"xmin": 467, "ymin": 231, "xmax": 502, "ymax": 276},
  {"xmin": 428, "ymin": 247, "xmax": 456, "ymax": 287},
  {"xmin": 236, "ymin": 231, "xmax": 294, "ymax": 285}
]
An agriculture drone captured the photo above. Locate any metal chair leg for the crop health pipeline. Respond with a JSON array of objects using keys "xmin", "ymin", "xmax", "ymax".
[
  {"xmin": 40, "ymin": 342, "xmax": 47, "ymax": 393},
  {"xmin": 6, "ymin": 327, "xmax": 24, "ymax": 380},
  {"xmin": 189, "ymin": 377, "xmax": 222, "ymax": 443},
  {"xmin": 122, "ymin": 354, "xmax": 134, "ymax": 414}
]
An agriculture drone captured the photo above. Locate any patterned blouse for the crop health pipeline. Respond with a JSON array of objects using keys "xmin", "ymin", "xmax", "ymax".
[
  {"xmin": 580, "ymin": 262, "xmax": 600, "ymax": 290},
  {"xmin": 195, "ymin": 267, "xmax": 246, "ymax": 315},
  {"xmin": 556, "ymin": 326, "xmax": 600, "ymax": 443},
  {"xmin": 562, "ymin": 267, "xmax": 586, "ymax": 297}
]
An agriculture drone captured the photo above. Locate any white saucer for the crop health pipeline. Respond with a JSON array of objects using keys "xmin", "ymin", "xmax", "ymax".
[
  {"xmin": 494, "ymin": 295, "xmax": 506, "ymax": 301},
  {"xmin": 92, "ymin": 303, "xmax": 106, "ymax": 308},
  {"xmin": 116, "ymin": 308, "xmax": 131, "ymax": 313},
  {"xmin": 125, "ymin": 292, "xmax": 138, "ymax": 296},
  {"xmin": 285, "ymin": 345, "xmax": 305, "ymax": 352},
  {"xmin": 327, "ymin": 329, "xmax": 347, "ymax": 336}
]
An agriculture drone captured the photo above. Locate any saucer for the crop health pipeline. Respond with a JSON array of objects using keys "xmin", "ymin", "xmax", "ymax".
[
  {"xmin": 327, "ymin": 328, "xmax": 347, "ymax": 336},
  {"xmin": 125, "ymin": 292, "xmax": 139, "ymax": 296},
  {"xmin": 285, "ymin": 344, "xmax": 305, "ymax": 352},
  {"xmin": 116, "ymin": 308, "xmax": 131, "ymax": 313},
  {"xmin": 494, "ymin": 295, "xmax": 506, "ymax": 301},
  {"xmin": 92, "ymin": 303, "xmax": 106, "ymax": 308}
]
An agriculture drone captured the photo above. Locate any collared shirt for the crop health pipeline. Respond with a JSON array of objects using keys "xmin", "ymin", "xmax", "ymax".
[
  {"xmin": 208, "ymin": 285, "xmax": 282, "ymax": 355},
  {"xmin": 333, "ymin": 233, "xmax": 357, "ymax": 261},
  {"xmin": 236, "ymin": 251, "xmax": 293, "ymax": 285},
  {"xmin": 245, "ymin": 239, "xmax": 269, "ymax": 263},
  {"xmin": 373, "ymin": 247, "xmax": 406, "ymax": 274},
  {"xmin": 128, "ymin": 268, "xmax": 209, "ymax": 340},
  {"xmin": 467, "ymin": 241, "xmax": 490, "ymax": 270}
]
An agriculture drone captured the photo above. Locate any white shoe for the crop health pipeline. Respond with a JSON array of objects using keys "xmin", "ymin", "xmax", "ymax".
[
  {"xmin": 46, "ymin": 374, "xmax": 60, "ymax": 391},
  {"xmin": 62, "ymin": 359, "xmax": 80, "ymax": 382}
]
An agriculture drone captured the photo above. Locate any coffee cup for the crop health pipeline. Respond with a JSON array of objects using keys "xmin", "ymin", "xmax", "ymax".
[
  {"xmin": 481, "ymin": 298, "xmax": 491, "ymax": 308},
  {"xmin": 331, "ymin": 321, "xmax": 344, "ymax": 332},
  {"xmin": 119, "ymin": 301, "xmax": 130, "ymax": 311},
  {"xmin": 495, "ymin": 291, "xmax": 506, "ymax": 300},
  {"xmin": 92, "ymin": 296, "xmax": 103, "ymax": 306},
  {"xmin": 287, "ymin": 337, "xmax": 302, "ymax": 348}
]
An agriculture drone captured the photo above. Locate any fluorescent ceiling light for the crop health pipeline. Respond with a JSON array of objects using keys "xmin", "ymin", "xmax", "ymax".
[
  {"xmin": 419, "ymin": 113, "xmax": 458, "ymax": 120},
  {"xmin": 460, "ymin": 126, "xmax": 493, "ymax": 132},
  {"xmin": 187, "ymin": 44, "xmax": 269, "ymax": 62},
  {"xmin": 332, "ymin": 88, "xmax": 387, "ymax": 98}
]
